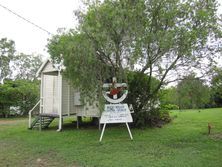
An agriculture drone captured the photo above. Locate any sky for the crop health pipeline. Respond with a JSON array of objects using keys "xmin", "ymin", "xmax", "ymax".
[
  {"xmin": 0, "ymin": 0, "xmax": 83, "ymax": 60},
  {"xmin": 0, "ymin": 0, "xmax": 221, "ymax": 61}
]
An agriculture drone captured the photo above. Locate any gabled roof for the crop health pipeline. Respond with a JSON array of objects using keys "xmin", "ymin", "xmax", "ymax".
[
  {"xmin": 36, "ymin": 58, "xmax": 66, "ymax": 78},
  {"xmin": 36, "ymin": 59, "xmax": 57, "ymax": 77}
]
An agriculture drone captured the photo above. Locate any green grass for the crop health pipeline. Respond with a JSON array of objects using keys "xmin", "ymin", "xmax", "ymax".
[{"xmin": 0, "ymin": 108, "xmax": 222, "ymax": 167}]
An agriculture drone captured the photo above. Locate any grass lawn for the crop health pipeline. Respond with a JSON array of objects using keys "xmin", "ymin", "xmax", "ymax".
[{"xmin": 0, "ymin": 108, "xmax": 222, "ymax": 167}]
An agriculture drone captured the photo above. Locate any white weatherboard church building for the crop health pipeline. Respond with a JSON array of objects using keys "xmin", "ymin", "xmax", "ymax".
[{"xmin": 28, "ymin": 59, "xmax": 100, "ymax": 131}]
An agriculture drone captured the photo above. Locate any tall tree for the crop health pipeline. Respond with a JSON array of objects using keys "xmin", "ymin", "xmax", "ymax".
[
  {"xmin": 160, "ymin": 87, "xmax": 178, "ymax": 106},
  {"xmin": 0, "ymin": 38, "xmax": 16, "ymax": 83},
  {"xmin": 210, "ymin": 67, "xmax": 222, "ymax": 107},
  {"xmin": 48, "ymin": 0, "xmax": 221, "ymax": 112},
  {"xmin": 13, "ymin": 53, "xmax": 42, "ymax": 80},
  {"xmin": 177, "ymin": 74, "xmax": 210, "ymax": 109}
]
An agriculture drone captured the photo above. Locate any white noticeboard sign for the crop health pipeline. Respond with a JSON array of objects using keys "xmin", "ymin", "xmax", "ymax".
[
  {"xmin": 99, "ymin": 78, "xmax": 133, "ymax": 142},
  {"xmin": 100, "ymin": 104, "xmax": 133, "ymax": 124},
  {"xmin": 99, "ymin": 103, "xmax": 133, "ymax": 142}
]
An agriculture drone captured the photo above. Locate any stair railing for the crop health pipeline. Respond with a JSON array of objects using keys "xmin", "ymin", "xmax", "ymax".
[{"xmin": 28, "ymin": 100, "xmax": 40, "ymax": 128}]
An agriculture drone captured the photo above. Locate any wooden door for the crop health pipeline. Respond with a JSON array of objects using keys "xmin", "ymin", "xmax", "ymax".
[{"xmin": 43, "ymin": 75, "xmax": 59, "ymax": 114}]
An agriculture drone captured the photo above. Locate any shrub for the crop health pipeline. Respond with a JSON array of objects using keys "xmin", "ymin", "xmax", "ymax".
[
  {"xmin": 126, "ymin": 71, "xmax": 171, "ymax": 128},
  {"xmin": 0, "ymin": 79, "xmax": 39, "ymax": 117},
  {"xmin": 162, "ymin": 104, "xmax": 179, "ymax": 110}
]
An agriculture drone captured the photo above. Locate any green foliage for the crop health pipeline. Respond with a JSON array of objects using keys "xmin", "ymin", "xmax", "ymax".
[
  {"xmin": 48, "ymin": 0, "xmax": 221, "ymax": 128},
  {"xmin": 0, "ymin": 37, "xmax": 43, "ymax": 82},
  {"xmin": 13, "ymin": 53, "xmax": 42, "ymax": 80},
  {"xmin": 0, "ymin": 80, "xmax": 18, "ymax": 117},
  {"xmin": 0, "ymin": 80, "xmax": 39, "ymax": 117},
  {"xmin": 210, "ymin": 67, "xmax": 222, "ymax": 107},
  {"xmin": 0, "ymin": 37, "xmax": 42, "ymax": 117},
  {"xmin": 177, "ymin": 74, "xmax": 210, "ymax": 109},
  {"xmin": 48, "ymin": 0, "xmax": 221, "ymax": 102},
  {"xmin": 160, "ymin": 87, "xmax": 180, "ymax": 110},
  {"xmin": 126, "ymin": 71, "xmax": 170, "ymax": 127},
  {"xmin": 0, "ymin": 38, "xmax": 16, "ymax": 82},
  {"xmin": 160, "ymin": 87, "xmax": 178, "ymax": 106},
  {"xmin": 14, "ymin": 80, "xmax": 40, "ymax": 115},
  {"xmin": 162, "ymin": 104, "xmax": 179, "ymax": 110}
]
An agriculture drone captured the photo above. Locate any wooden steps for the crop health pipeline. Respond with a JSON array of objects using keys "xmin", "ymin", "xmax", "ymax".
[{"xmin": 29, "ymin": 115, "xmax": 55, "ymax": 129}]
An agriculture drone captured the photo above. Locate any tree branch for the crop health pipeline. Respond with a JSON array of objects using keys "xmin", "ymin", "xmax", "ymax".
[{"xmin": 152, "ymin": 55, "xmax": 181, "ymax": 95}]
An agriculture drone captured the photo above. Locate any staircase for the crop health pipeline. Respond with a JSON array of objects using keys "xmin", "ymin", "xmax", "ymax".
[{"xmin": 29, "ymin": 116, "xmax": 55, "ymax": 129}]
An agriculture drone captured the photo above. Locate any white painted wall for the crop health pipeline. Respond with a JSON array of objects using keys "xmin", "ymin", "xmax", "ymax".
[
  {"xmin": 40, "ymin": 60, "xmax": 100, "ymax": 117},
  {"xmin": 43, "ymin": 75, "xmax": 59, "ymax": 114},
  {"xmin": 62, "ymin": 78, "xmax": 69, "ymax": 115}
]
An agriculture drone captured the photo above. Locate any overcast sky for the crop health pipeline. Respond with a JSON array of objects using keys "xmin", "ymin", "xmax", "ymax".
[
  {"xmin": 0, "ymin": 0, "xmax": 83, "ymax": 59},
  {"xmin": 0, "ymin": 0, "xmax": 221, "ymax": 61}
]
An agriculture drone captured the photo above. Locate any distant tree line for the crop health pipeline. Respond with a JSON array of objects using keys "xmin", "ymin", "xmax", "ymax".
[
  {"xmin": 161, "ymin": 70, "xmax": 222, "ymax": 110},
  {"xmin": 0, "ymin": 38, "xmax": 42, "ymax": 118}
]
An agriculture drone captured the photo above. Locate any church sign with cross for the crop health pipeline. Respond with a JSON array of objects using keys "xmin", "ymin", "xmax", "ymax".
[{"xmin": 99, "ymin": 77, "xmax": 133, "ymax": 142}]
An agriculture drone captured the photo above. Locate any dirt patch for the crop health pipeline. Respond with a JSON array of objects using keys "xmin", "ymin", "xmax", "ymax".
[
  {"xmin": 33, "ymin": 157, "xmax": 58, "ymax": 167},
  {"xmin": 25, "ymin": 157, "xmax": 80, "ymax": 167},
  {"xmin": 0, "ymin": 119, "xmax": 26, "ymax": 125},
  {"xmin": 209, "ymin": 133, "xmax": 222, "ymax": 140}
]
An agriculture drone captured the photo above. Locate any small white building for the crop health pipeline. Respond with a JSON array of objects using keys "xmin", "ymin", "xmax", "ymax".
[{"xmin": 28, "ymin": 59, "xmax": 100, "ymax": 131}]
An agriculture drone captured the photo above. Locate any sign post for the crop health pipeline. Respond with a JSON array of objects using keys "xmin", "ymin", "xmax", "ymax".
[{"xmin": 99, "ymin": 78, "xmax": 133, "ymax": 142}]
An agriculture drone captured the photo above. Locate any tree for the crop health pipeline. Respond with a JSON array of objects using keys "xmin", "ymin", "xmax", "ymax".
[
  {"xmin": 0, "ymin": 37, "xmax": 42, "ymax": 117},
  {"xmin": 0, "ymin": 80, "xmax": 19, "ymax": 117},
  {"xmin": 0, "ymin": 79, "xmax": 39, "ymax": 117},
  {"xmin": 160, "ymin": 87, "xmax": 179, "ymax": 109},
  {"xmin": 210, "ymin": 67, "xmax": 222, "ymax": 107},
  {"xmin": 14, "ymin": 80, "xmax": 40, "ymax": 115},
  {"xmin": 177, "ymin": 74, "xmax": 210, "ymax": 109},
  {"xmin": 0, "ymin": 38, "xmax": 16, "ymax": 83},
  {"xmin": 47, "ymin": 0, "xmax": 221, "ymax": 119},
  {"xmin": 127, "ymin": 71, "xmax": 171, "ymax": 127},
  {"xmin": 13, "ymin": 53, "xmax": 42, "ymax": 80},
  {"xmin": 0, "ymin": 38, "xmax": 42, "ymax": 81}
]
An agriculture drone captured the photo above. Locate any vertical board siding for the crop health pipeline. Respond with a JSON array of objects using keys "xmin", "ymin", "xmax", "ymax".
[
  {"xmin": 42, "ymin": 75, "xmax": 59, "ymax": 115},
  {"xmin": 62, "ymin": 78, "xmax": 69, "ymax": 115},
  {"xmin": 74, "ymin": 92, "xmax": 81, "ymax": 105},
  {"xmin": 84, "ymin": 102, "xmax": 100, "ymax": 117},
  {"xmin": 76, "ymin": 101, "xmax": 100, "ymax": 117},
  {"xmin": 69, "ymin": 87, "xmax": 77, "ymax": 114},
  {"xmin": 40, "ymin": 60, "xmax": 100, "ymax": 117},
  {"xmin": 53, "ymin": 76, "xmax": 59, "ymax": 114}
]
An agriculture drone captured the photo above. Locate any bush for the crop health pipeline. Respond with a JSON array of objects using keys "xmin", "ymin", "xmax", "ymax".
[
  {"xmin": 126, "ymin": 71, "xmax": 171, "ymax": 128},
  {"xmin": 0, "ymin": 79, "xmax": 40, "ymax": 117},
  {"xmin": 149, "ymin": 108, "xmax": 171, "ymax": 127},
  {"xmin": 162, "ymin": 104, "xmax": 179, "ymax": 110}
]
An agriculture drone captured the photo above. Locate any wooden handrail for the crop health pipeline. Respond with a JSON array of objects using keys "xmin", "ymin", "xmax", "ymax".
[{"xmin": 28, "ymin": 100, "xmax": 40, "ymax": 128}]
